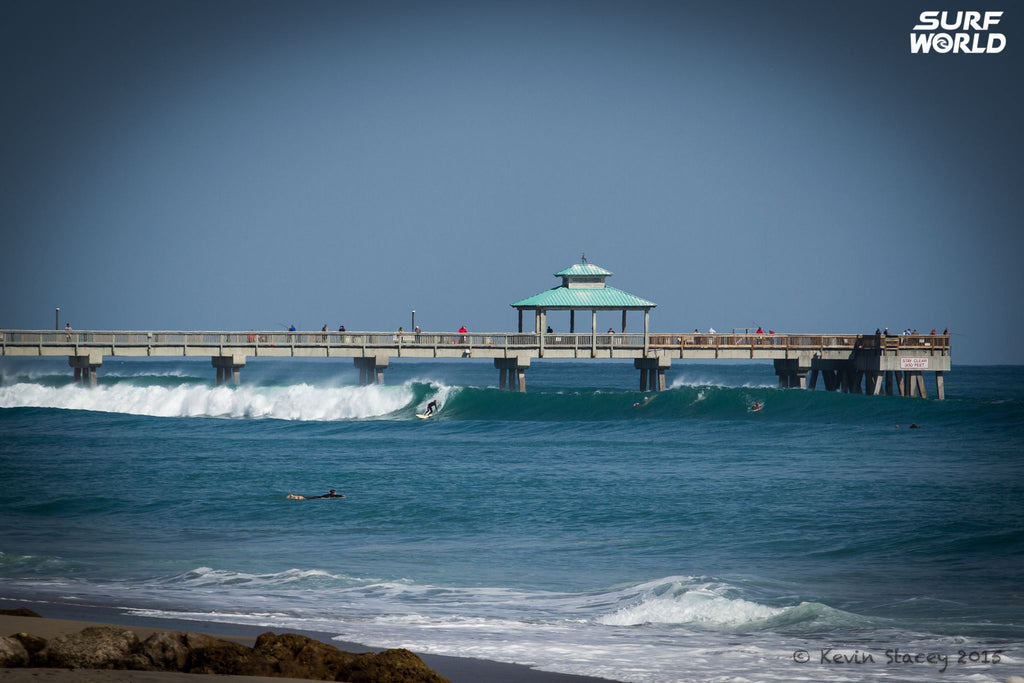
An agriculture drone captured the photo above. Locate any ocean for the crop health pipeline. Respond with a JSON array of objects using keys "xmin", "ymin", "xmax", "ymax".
[{"xmin": 1, "ymin": 357, "xmax": 1021, "ymax": 682}]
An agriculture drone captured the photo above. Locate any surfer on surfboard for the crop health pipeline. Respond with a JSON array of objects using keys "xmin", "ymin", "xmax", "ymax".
[
  {"xmin": 750, "ymin": 401, "xmax": 763, "ymax": 412},
  {"xmin": 417, "ymin": 400, "xmax": 439, "ymax": 419},
  {"xmin": 287, "ymin": 489, "xmax": 345, "ymax": 500}
]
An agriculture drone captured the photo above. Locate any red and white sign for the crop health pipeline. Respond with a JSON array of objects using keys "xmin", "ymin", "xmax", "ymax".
[{"xmin": 900, "ymin": 357, "xmax": 929, "ymax": 370}]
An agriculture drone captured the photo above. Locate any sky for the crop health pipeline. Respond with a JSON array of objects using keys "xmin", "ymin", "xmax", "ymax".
[{"xmin": 1, "ymin": 1, "xmax": 1020, "ymax": 364}]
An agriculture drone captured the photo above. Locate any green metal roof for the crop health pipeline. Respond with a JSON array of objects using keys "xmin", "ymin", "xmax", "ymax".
[
  {"xmin": 511, "ymin": 285, "xmax": 656, "ymax": 309},
  {"xmin": 554, "ymin": 263, "xmax": 613, "ymax": 277}
]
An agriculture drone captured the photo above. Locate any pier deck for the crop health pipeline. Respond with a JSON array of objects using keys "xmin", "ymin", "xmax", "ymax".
[{"xmin": 0, "ymin": 329, "xmax": 950, "ymax": 397}]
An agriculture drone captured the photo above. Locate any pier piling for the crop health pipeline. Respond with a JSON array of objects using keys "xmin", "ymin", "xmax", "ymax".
[{"xmin": 212, "ymin": 355, "xmax": 245, "ymax": 386}]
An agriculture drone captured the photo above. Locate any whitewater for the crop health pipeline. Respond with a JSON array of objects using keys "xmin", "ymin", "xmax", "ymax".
[{"xmin": 1, "ymin": 358, "xmax": 1022, "ymax": 682}]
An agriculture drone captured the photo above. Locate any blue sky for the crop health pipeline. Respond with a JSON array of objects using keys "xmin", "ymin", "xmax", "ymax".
[{"xmin": 1, "ymin": 1, "xmax": 1020, "ymax": 363}]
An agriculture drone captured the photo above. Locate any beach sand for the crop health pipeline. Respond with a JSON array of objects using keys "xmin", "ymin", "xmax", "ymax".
[{"xmin": 0, "ymin": 611, "xmax": 618, "ymax": 683}]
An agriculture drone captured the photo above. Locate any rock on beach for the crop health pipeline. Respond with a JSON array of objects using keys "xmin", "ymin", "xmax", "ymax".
[{"xmin": 1, "ymin": 624, "xmax": 449, "ymax": 683}]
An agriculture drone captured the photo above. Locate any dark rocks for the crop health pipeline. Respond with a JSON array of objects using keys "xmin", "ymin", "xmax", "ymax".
[
  {"xmin": 253, "ymin": 631, "xmax": 358, "ymax": 679},
  {"xmin": 2, "ymin": 625, "xmax": 450, "ymax": 682},
  {"xmin": 181, "ymin": 631, "xmax": 264, "ymax": 676},
  {"xmin": 250, "ymin": 632, "xmax": 448, "ymax": 682},
  {"xmin": 0, "ymin": 608, "xmax": 42, "ymax": 618},
  {"xmin": 0, "ymin": 636, "xmax": 30, "ymax": 667},
  {"xmin": 38, "ymin": 626, "xmax": 140, "ymax": 669},
  {"xmin": 343, "ymin": 647, "xmax": 451, "ymax": 683},
  {"xmin": 11, "ymin": 632, "xmax": 47, "ymax": 657},
  {"xmin": 139, "ymin": 630, "xmax": 190, "ymax": 671}
]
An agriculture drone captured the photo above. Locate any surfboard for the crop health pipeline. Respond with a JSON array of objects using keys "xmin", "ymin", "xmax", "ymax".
[{"xmin": 416, "ymin": 413, "xmax": 433, "ymax": 419}]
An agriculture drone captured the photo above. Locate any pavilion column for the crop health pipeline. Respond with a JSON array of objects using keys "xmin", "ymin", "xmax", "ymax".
[
  {"xmin": 539, "ymin": 310, "xmax": 546, "ymax": 355},
  {"xmin": 643, "ymin": 309, "xmax": 650, "ymax": 355},
  {"xmin": 570, "ymin": 310, "xmax": 575, "ymax": 333},
  {"xmin": 591, "ymin": 309, "xmax": 597, "ymax": 357},
  {"xmin": 621, "ymin": 310, "xmax": 627, "ymax": 333},
  {"xmin": 518, "ymin": 310, "xmax": 523, "ymax": 334}
]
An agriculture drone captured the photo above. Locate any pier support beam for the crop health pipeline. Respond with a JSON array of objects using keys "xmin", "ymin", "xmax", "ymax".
[
  {"xmin": 635, "ymin": 356, "xmax": 670, "ymax": 392},
  {"xmin": 69, "ymin": 353, "xmax": 103, "ymax": 387},
  {"xmin": 914, "ymin": 372, "xmax": 928, "ymax": 399},
  {"xmin": 936, "ymin": 371, "xmax": 945, "ymax": 400},
  {"xmin": 212, "ymin": 354, "xmax": 246, "ymax": 386},
  {"xmin": 495, "ymin": 356, "xmax": 530, "ymax": 393},
  {"xmin": 774, "ymin": 359, "xmax": 810, "ymax": 389},
  {"xmin": 354, "ymin": 355, "xmax": 389, "ymax": 385}
]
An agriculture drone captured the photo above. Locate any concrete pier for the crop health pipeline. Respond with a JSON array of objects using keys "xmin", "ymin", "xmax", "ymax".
[
  {"xmin": 495, "ymin": 356, "xmax": 530, "ymax": 392},
  {"xmin": 354, "ymin": 355, "xmax": 389, "ymax": 385},
  {"xmin": 212, "ymin": 354, "xmax": 245, "ymax": 386},
  {"xmin": 68, "ymin": 353, "xmax": 102, "ymax": 387},
  {"xmin": 635, "ymin": 357, "xmax": 669, "ymax": 392},
  {"xmin": 774, "ymin": 357, "xmax": 811, "ymax": 389},
  {"xmin": 2, "ymin": 330, "xmax": 950, "ymax": 398}
]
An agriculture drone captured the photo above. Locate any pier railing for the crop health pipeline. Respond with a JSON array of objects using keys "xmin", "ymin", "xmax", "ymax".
[{"xmin": 0, "ymin": 330, "xmax": 950, "ymax": 354}]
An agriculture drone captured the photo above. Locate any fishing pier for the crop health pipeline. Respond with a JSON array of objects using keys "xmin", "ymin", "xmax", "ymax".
[
  {"xmin": 0, "ymin": 329, "xmax": 950, "ymax": 399},
  {"xmin": 1, "ymin": 260, "xmax": 951, "ymax": 398}
]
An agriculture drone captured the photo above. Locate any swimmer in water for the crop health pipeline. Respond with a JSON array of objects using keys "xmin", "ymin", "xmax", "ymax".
[{"xmin": 287, "ymin": 489, "xmax": 345, "ymax": 500}]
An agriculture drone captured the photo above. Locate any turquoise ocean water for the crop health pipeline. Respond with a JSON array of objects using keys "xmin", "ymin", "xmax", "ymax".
[{"xmin": 1, "ymin": 358, "xmax": 1022, "ymax": 682}]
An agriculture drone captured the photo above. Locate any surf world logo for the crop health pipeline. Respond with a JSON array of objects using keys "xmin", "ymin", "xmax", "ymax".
[{"xmin": 911, "ymin": 11, "xmax": 1006, "ymax": 53}]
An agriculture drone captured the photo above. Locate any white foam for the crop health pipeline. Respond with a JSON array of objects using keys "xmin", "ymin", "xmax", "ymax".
[
  {"xmin": 597, "ymin": 584, "xmax": 784, "ymax": 629},
  {"xmin": 669, "ymin": 375, "xmax": 774, "ymax": 389},
  {"xmin": 14, "ymin": 571, "xmax": 1014, "ymax": 683},
  {"xmin": 0, "ymin": 381, "xmax": 413, "ymax": 420}
]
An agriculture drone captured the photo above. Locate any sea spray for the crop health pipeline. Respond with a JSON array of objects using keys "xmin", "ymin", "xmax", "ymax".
[{"xmin": 0, "ymin": 381, "xmax": 416, "ymax": 420}]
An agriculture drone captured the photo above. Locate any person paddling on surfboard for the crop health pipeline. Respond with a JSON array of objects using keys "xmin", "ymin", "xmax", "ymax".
[{"xmin": 287, "ymin": 489, "xmax": 345, "ymax": 500}]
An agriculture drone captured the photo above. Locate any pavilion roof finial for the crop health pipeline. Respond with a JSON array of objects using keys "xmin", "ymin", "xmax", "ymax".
[{"xmin": 581, "ymin": 252, "xmax": 587, "ymax": 264}]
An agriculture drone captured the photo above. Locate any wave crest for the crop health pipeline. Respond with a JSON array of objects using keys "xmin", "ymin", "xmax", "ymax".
[{"xmin": 0, "ymin": 382, "xmax": 416, "ymax": 420}]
